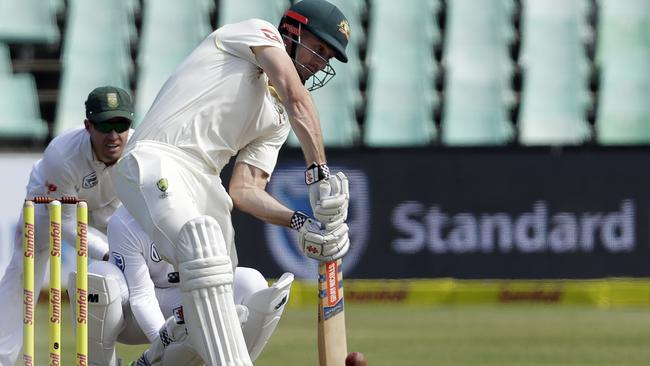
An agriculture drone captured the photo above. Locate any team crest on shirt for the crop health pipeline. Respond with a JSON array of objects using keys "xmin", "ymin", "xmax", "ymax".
[
  {"xmin": 338, "ymin": 20, "xmax": 350, "ymax": 40},
  {"xmin": 157, "ymin": 178, "xmax": 170, "ymax": 198},
  {"xmin": 82, "ymin": 172, "xmax": 98, "ymax": 189},
  {"xmin": 112, "ymin": 252, "xmax": 125, "ymax": 272},
  {"xmin": 157, "ymin": 178, "xmax": 168, "ymax": 192}
]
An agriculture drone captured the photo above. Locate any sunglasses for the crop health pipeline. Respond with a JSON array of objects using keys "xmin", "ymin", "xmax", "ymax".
[{"xmin": 93, "ymin": 120, "xmax": 131, "ymax": 134}]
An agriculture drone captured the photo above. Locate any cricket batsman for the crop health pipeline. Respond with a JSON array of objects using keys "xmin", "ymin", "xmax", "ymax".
[{"xmin": 111, "ymin": 0, "xmax": 351, "ymax": 364}]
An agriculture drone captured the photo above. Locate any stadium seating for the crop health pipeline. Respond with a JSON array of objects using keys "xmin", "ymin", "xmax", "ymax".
[
  {"xmin": 518, "ymin": 0, "xmax": 592, "ymax": 145},
  {"xmin": 0, "ymin": 43, "xmax": 11, "ymax": 75},
  {"xmin": 363, "ymin": 0, "xmax": 439, "ymax": 147},
  {"xmin": 441, "ymin": 0, "xmax": 514, "ymax": 145},
  {"xmin": 0, "ymin": 0, "xmax": 60, "ymax": 44},
  {"xmin": 596, "ymin": 48, "xmax": 650, "ymax": 144},
  {"xmin": 0, "ymin": 74, "xmax": 48, "ymax": 141},
  {"xmin": 54, "ymin": 0, "xmax": 135, "ymax": 135},
  {"xmin": 596, "ymin": 0, "xmax": 650, "ymax": 144},
  {"xmin": 1, "ymin": 0, "xmax": 650, "ymax": 148},
  {"xmin": 218, "ymin": 0, "xmax": 290, "ymax": 26},
  {"xmin": 134, "ymin": 0, "xmax": 212, "ymax": 125},
  {"xmin": 443, "ymin": 75, "xmax": 514, "ymax": 145}
]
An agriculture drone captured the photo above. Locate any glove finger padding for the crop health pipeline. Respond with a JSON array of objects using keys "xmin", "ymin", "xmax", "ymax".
[
  {"xmin": 312, "ymin": 172, "xmax": 349, "ymax": 226},
  {"xmin": 323, "ymin": 172, "xmax": 349, "ymax": 208},
  {"xmin": 320, "ymin": 224, "xmax": 350, "ymax": 259},
  {"xmin": 299, "ymin": 221, "xmax": 349, "ymax": 262}
]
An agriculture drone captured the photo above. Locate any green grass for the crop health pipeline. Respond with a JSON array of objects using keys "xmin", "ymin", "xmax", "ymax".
[{"xmin": 26, "ymin": 303, "xmax": 650, "ymax": 365}]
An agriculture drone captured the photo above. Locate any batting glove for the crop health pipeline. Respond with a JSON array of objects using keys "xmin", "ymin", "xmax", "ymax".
[{"xmin": 290, "ymin": 211, "xmax": 350, "ymax": 262}]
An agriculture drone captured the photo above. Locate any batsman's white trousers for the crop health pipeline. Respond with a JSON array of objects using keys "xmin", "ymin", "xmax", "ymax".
[{"xmin": 111, "ymin": 140, "xmax": 237, "ymax": 268}]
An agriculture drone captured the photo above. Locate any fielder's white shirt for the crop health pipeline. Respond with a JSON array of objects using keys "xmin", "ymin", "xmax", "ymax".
[
  {"xmin": 108, "ymin": 206, "xmax": 178, "ymax": 341},
  {"xmin": 130, "ymin": 18, "xmax": 290, "ymax": 176},
  {"xmin": 26, "ymin": 126, "xmax": 127, "ymax": 258}
]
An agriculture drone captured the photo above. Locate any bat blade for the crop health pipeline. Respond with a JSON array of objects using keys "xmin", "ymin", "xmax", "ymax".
[{"xmin": 318, "ymin": 259, "xmax": 347, "ymax": 366}]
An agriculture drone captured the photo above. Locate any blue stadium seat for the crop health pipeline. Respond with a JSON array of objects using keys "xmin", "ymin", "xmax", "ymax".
[
  {"xmin": 218, "ymin": 0, "xmax": 290, "ymax": 26},
  {"xmin": 0, "ymin": 43, "xmax": 11, "ymax": 75},
  {"xmin": 445, "ymin": 0, "xmax": 514, "ymax": 77},
  {"xmin": 442, "ymin": 76, "xmax": 514, "ymax": 145},
  {"xmin": 135, "ymin": 0, "xmax": 212, "ymax": 125},
  {"xmin": 363, "ymin": 0, "xmax": 439, "ymax": 147},
  {"xmin": 596, "ymin": 49, "xmax": 650, "ymax": 144},
  {"xmin": 55, "ymin": 0, "xmax": 134, "ymax": 135},
  {"xmin": 596, "ymin": 0, "xmax": 650, "ymax": 144},
  {"xmin": 442, "ymin": 0, "xmax": 514, "ymax": 145},
  {"xmin": 518, "ymin": 0, "xmax": 592, "ymax": 145},
  {"xmin": 0, "ymin": 74, "xmax": 48, "ymax": 141},
  {"xmin": 0, "ymin": 0, "xmax": 60, "ymax": 44},
  {"xmin": 597, "ymin": 0, "xmax": 650, "ymax": 61}
]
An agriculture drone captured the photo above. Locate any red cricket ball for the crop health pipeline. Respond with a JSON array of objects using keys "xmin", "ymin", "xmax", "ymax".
[{"xmin": 345, "ymin": 351, "xmax": 367, "ymax": 366}]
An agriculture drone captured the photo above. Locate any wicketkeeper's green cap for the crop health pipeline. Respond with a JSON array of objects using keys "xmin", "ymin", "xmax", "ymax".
[
  {"xmin": 285, "ymin": 0, "xmax": 350, "ymax": 63},
  {"xmin": 85, "ymin": 86, "xmax": 134, "ymax": 123}
]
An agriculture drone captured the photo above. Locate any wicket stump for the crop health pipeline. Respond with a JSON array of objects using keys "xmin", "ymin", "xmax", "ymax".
[{"xmin": 23, "ymin": 197, "xmax": 88, "ymax": 366}]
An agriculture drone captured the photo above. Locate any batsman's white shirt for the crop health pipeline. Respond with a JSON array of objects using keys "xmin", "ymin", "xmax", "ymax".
[
  {"xmin": 130, "ymin": 18, "xmax": 289, "ymax": 176},
  {"xmin": 0, "ymin": 126, "xmax": 126, "ymax": 365},
  {"xmin": 115, "ymin": 19, "xmax": 290, "ymax": 267}
]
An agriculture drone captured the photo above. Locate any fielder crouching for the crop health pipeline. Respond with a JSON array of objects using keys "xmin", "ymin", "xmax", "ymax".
[{"xmin": 68, "ymin": 206, "xmax": 294, "ymax": 365}]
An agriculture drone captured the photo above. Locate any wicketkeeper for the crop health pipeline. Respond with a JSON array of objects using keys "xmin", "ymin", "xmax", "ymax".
[{"xmin": 0, "ymin": 86, "xmax": 134, "ymax": 366}]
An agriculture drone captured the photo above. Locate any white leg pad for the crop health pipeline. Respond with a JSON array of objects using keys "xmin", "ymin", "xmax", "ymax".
[
  {"xmin": 131, "ymin": 316, "xmax": 203, "ymax": 366},
  {"xmin": 241, "ymin": 272, "xmax": 294, "ymax": 361},
  {"xmin": 69, "ymin": 261, "xmax": 128, "ymax": 366},
  {"xmin": 177, "ymin": 216, "xmax": 251, "ymax": 366}
]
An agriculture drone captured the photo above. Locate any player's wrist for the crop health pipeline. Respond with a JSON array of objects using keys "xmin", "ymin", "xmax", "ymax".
[
  {"xmin": 304, "ymin": 162, "xmax": 330, "ymax": 185},
  {"xmin": 290, "ymin": 211, "xmax": 310, "ymax": 231}
]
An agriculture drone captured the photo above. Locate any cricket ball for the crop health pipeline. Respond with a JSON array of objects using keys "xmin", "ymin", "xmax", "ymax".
[{"xmin": 345, "ymin": 351, "xmax": 367, "ymax": 366}]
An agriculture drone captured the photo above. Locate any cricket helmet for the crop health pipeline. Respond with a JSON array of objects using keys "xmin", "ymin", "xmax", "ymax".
[{"xmin": 279, "ymin": 0, "xmax": 351, "ymax": 90}]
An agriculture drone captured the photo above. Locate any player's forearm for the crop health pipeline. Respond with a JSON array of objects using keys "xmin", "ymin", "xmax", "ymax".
[
  {"xmin": 230, "ymin": 184, "xmax": 294, "ymax": 227},
  {"xmin": 131, "ymin": 294, "xmax": 166, "ymax": 342},
  {"xmin": 286, "ymin": 96, "xmax": 327, "ymax": 165}
]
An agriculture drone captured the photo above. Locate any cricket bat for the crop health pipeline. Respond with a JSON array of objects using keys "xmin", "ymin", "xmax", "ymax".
[{"xmin": 318, "ymin": 258, "xmax": 347, "ymax": 366}]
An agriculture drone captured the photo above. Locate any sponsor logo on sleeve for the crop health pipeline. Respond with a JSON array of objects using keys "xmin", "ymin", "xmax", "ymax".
[
  {"xmin": 261, "ymin": 28, "xmax": 282, "ymax": 44},
  {"xmin": 167, "ymin": 272, "xmax": 180, "ymax": 283},
  {"xmin": 150, "ymin": 243, "xmax": 162, "ymax": 262},
  {"xmin": 82, "ymin": 172, "xmax": 98, "ymax": 189},
  {"xmin": 112, "ymin": 252, "xmax": 125, "ymax": 272},
  {"xmin": 173, "ymin": 306, "xmax": 185, "ymax": 324}
]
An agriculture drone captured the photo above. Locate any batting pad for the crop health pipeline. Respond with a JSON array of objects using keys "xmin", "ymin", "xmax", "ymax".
[{"xmin": 177, "ymin": 216, "xmax": 251, "ymax": 366}]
